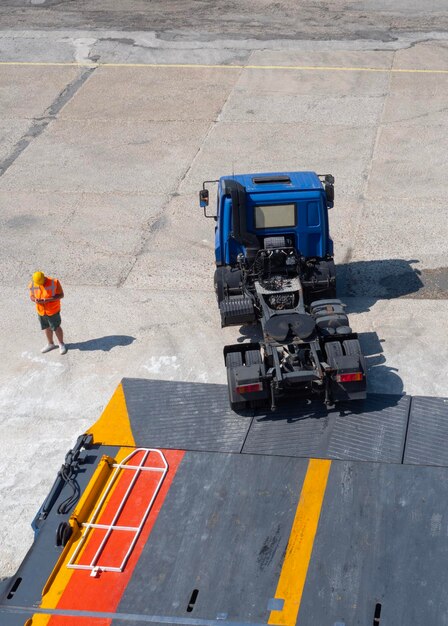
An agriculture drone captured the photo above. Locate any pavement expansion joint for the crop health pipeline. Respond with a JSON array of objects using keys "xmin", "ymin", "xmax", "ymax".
[{"xmin": 0, "ymin": 65, "xmax": 95, "ymax": 179}]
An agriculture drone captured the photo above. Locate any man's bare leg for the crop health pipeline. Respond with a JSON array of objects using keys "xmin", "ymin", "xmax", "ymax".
[
  {"xmin": 41, "ymin": 327, "xmax": 57, "ymax": 353},
  {"xmin": 55, "ymin": 327, "xmax": 64, "ymax": 344},
  {"xmin": 55, "ymin": 326, "xmax": 67, "ymax": 354}
]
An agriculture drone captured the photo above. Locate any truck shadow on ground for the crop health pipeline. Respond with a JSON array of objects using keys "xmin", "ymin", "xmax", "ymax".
[
  {"xmin": 252, "ymin": 390, "xmax": 405, "ymax": 422},
  {"xmin": 337, "ymin": 258, "xmax": 424, "ymax": 313},
  {"xmin": 68, "ymin": 335, "xmax": 135, "ymax": 352},
  {"xmin": 358, "ymin": 330, "xmax": 403, "ymax": 395}
]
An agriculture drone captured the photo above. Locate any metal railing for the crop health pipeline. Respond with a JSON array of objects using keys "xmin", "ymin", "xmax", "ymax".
[{"xmin": 67, "ymin": 448, "xmax": 168, "ymax": 577}]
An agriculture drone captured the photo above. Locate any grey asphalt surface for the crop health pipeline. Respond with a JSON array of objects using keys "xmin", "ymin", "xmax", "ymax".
[
  {"xmin": 0, "ymin": 1, "xmax": 448, "ymax": 578},
  {"xmin": 1, "ymin": 0, "xmax": 448, "ymax": 40}
]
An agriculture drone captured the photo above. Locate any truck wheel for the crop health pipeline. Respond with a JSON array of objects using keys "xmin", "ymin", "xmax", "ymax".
[
  {"xmin": 228, "ymin": 397, "xmax": 247, "ymax": 412},
  {"xmin": 244, "ymin": 349, "xmax": 267, "ymax": 409},
  {"xmin": 245, "ymin": 349, "xmax": 262, "ymax": 366},
  {"xmin": 214, "ymin": 268, "xmax": 226, "ymax": 304},
  {"xmin": 325, "ymin": 341, "xmax": 343, "ymax": 365},
  {"xmin": 225, "ymin": 352, "xmax": 246, "ymax": 411},
  {"xmin": 342, "ymin": 339, "xmax": 362, "ymax": 356},
  {"xmin": 225, "ymin": 352, "xmax": 243, "ymax": 368},
  {"xmin": 343, "ymin": 339, "xmax": 366, "ymax": 381}
]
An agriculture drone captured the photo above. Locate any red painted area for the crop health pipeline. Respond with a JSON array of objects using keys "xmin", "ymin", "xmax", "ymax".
[
  {"xmin": 48, "ymin": 448, "xmax": 185, "ymax": 626},
  {"xmin": 75, "ymin": 449, "xmax": 168, "ymax": 570}
]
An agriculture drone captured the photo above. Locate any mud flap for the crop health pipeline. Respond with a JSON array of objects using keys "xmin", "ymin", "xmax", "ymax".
[
  {"xmin": 224, "ymin": 345, "xmax": 269, "ymax": 408},
  {"xmin": 330, "ymin": 354, "xmax": 367, "ymax": 401}
]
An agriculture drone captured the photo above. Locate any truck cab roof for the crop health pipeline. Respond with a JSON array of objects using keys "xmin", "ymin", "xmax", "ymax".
[
  {"xmin": 213, "ymin": 170, "xmax": 333, "ymax": 264},
  {"xmin": 220, "ymin": 171, "xmax": 323, "ymax": 194}
]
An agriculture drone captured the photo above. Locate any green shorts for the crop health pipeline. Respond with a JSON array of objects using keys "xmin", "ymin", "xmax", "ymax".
[{"xmin": 38, "ymin": 312, "xmax": 61, "ymax": 331}]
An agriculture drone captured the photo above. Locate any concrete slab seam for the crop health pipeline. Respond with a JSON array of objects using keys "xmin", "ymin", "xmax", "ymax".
[
  {"xmin": 0, "ymin": 66, "xmax": 96, "ymax": 178},
  {"xmin": 118, "ymin": 65, "xmax": 244, "ymax": 287},
  {"xmin": 360, "ymin": 48, "xmax": 395, "ymax": 202}
]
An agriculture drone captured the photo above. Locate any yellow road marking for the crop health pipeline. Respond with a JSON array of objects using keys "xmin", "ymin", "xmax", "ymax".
[
  {"xmin": 0, "ymin": 61, "xmax": 446, "ymax": 74},
  {"xmin": 268, "ymin": 458, "xmax": 331, "ymax": 626}
]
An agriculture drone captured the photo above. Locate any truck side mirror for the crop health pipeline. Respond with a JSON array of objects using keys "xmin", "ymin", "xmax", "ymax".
[
  {"xmin": 324, "ymin": 174, "xmax": 334, "ymax": 208},
  {"xmin": 325, "ymin": 183, "xmax": 334, "ymax": 208},
  {"xmin": 318, "ymin": 173, "xmax": 335, "ymax": 208},
  {"xmin": 200, "ymin": 180, "xmax": 219, "ymax": 219},
  {"xmin": 199, "ymin": 189, "xmax": 209, "ymax": 208}
]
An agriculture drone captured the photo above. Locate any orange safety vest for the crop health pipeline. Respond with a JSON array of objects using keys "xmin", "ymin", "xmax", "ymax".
[{"xmin": 29, "ymin": 277, "xmax": 62, "ymax": 316}]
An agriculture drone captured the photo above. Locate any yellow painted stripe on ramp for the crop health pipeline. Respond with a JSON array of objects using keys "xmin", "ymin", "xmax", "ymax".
[
  {"xmin": 0, "ymin": 61, "xmax": 447, "ymax": 74},
  {"xmin": 25, "ymin": 613, "xmax": 49, "ymax": 625},
  {"xmin": 28, "ymin": 446, "xmax": 131, "ymax": 626},
  {"xmin": 268, "ymin": 458, "xmax": 331, "ymax": 626},
  {"xmin": 28, "ymin": 382, "xmax": 134, "ymax": 625},
  {"xmin": 87, "ymin": 382, "xmax": 136, "ymax": 447}
]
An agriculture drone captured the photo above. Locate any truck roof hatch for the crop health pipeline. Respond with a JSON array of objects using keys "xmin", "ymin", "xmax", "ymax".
[{"xmin": 252, "ymin": 175, "xmax": 291, "ymax": 185}]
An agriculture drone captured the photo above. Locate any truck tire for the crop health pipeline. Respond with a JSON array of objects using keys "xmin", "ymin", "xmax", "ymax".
[
  {"xmin": 245, "ymin": 349, "xmax": 262, "ymax": 366},
  {"xmin": 325, "ymin": 341, "xmax": 343, "ymax": 366},
  {"xmin": 215, "ymin": 267, "xmax": 243, "ymax": 305},
  {"xmin": 214, "ymin": 267, "xmax": 226, "ymax": 305},
  {"xmin": 342, "ymin": 339, "xmax": 362, "ymax": 356},
  {"xmin": 243, "ymin": 349, "xmax": 267, "ymax": 408},
  {"xmin": 225, "ymin": 352, "xmax": 243, "ymax": 368},
  {"xmin": 343, "ymin": 339, "xmax": 366, "ymax": 381},
  {"xmin": 342, "ymin": 339, "xmax": 367, "ymax": 404},
  {"xmin": 228, "ymin": 397, "xmax": 247, "ymax": 412},
  {"xmin": 225, "ymin": 351, "xmax": 246, "ymax": 411}
]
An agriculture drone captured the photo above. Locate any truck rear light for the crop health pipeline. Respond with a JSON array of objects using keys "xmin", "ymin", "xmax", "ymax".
[
  {"xmin": 236, "ymin": 382, "xmax": 263, "ymax": 394},
  {"xmin": 336, "ymin": 372, "xmax": 363, "ymax": 383}
]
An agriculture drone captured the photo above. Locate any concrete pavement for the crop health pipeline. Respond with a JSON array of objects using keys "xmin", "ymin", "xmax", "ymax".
[{"xmin": 0, "ymin": 4, "xmax": 448, "ymax": 578}]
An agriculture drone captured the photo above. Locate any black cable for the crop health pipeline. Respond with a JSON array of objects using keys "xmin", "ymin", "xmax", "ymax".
[{"xmin": 57, "ymin": 462, "xmax": 81, "ymax": 514}]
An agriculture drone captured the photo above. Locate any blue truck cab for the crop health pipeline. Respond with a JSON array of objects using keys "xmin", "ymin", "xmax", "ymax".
[
  {"xmin": 200, "ymin": 171, "xmax": 337, "ymax": 304},
  {"xmin": 210, "ymin": 171, "xmax": 334, "ymax": 266}
]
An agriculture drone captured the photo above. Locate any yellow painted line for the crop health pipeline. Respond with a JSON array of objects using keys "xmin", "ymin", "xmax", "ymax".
[
  {"xmin": 41, "ymin": 454, "xmax": 114, "ymax": 597},
  {"xmin": 0, "ymin": 60, "xmax": 447, "ymax": 74},
  {"xmin": 27, "ymin": 383, "xmax": 135, "ymax": 624},
  {"xmin": 26, "ymin": 611, "xmax": 50, "ymax": 625},
  {"xmin": 30, "ymin": 446, "xmax": 131, "ymax": 626},
  {"xmin": 268, "ymin": 458, "xmax": 331, "ymax": 626}
]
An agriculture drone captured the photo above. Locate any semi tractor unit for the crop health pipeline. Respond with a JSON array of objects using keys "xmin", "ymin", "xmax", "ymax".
[{"xmin": 200, "ymin": 171, "xmax": 367, "ymax": 410}]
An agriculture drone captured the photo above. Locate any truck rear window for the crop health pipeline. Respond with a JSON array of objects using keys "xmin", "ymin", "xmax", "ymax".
[{"xmin": 254, "ymin": 204, "xmax": 296, "ymax": 229}]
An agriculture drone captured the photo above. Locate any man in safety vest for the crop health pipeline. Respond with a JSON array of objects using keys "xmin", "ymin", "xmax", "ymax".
[{"xmin": 29, "ymin": 271, "xmax": 67, "ymax": 355}]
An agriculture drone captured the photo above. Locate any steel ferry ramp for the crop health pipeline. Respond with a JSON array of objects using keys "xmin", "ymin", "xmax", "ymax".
[{"xmin": 1, "ymin": 378, "xmax": 448, "ymax": 626}]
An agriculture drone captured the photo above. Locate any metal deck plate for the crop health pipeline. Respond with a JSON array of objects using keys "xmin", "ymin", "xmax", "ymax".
[
  {"xmin": 3, "ymin": 381, "xmax": 448, "ymax": 626},
  {"xmin": 242, "ymin": 394, "xmax": 410, "ymax": 462},
  {"xmin": 121, "ymin": 378, "xmax": 253, "ymax": 452},
  {"xmin": 121, "ymin": 380, "xmax": 411, "ymax": 463},
  {"xmin": 4, "ymin": 455, "xmax": 448, "ymax": 626},
  {"xmin": 115, "ymin": 452, "xmax": 307, "ymax": 624},
  {"xmin": 403, "ymin": 396, "xmax": 448, "ymax": 466},
  {"xmin": 299, "ymin": 461, "xmax": 448, "ymax": 625}
]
